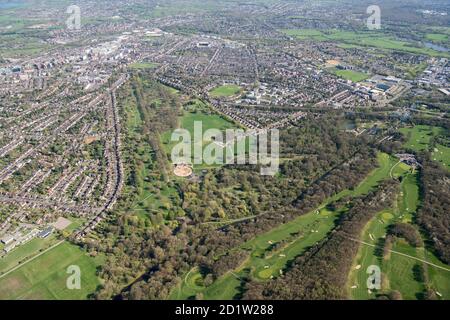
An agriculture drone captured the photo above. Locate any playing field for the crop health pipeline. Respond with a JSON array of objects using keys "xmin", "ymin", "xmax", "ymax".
[
  {"xmin": 0, "ymin": 242, "xmax": 103, "ymax": 300},
  {"xmin": 332, "ymin": 69, "xmax": 369, "ymax": 82},
  {"xmin": 129, "ymin": 62, "xmax": 159, "ymax": 70},
  {"xmin": 0, "ymin": 237, "xmax": 58, "ymax": 274},
  {"xmin": 209, "ymin": 85, "xmax": 242, "ymax": 98}
]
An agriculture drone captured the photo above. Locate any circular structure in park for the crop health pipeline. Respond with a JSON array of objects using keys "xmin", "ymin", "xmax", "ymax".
[{"xmin": 173, "ymin": 163, "xmax": 193, "ymax": 177}]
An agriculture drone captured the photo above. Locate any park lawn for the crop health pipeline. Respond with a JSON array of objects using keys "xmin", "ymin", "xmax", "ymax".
[
  {"xmin": 348, "ymin": 160, "xmax": 412, "ymax": 299},
  {"xmin": 161, "ymin": 108, "xmax": 238, "ymax": 169},
  {"xmin": 131, "ymin": 137, "xmax": 180, "ymax": 219},
  {"xmin": 170, "ymin": 205, "xmax": 340, "ymax": 300},
  {"xmin": 351, "ymin": 153, "xmax": 399, "ymax": 196},
  {"xmin": 249, "ymin": 207, "xmax": 339, "ymax": 280},
  {"xmin": 400, "ymin": 125, "xmax": 449, "ymax": 170},
  {"xmin": 134, "ymin": 184, "xmax": 179, "ymax": 219},
  {"xmin": 399, "ymin": 125, "xmax": 443, "ymax": 151},
  {"xmin": 209, "ymin": 85, "xmax": 242, "ymax": 98},
  {"xmin": 64, "ymin": 217, "xmax": 86, "ymax": 233},
  {"xmin": 170, "ymin": 265, "xmax": 245, "ymax": 300},
  {"xmin": 0, "ymin": 241, "xmax": 103, "ymax": 300},
  {"xmin": 332, "ymin": 69, "xmax": 370, "ymax": 82}
]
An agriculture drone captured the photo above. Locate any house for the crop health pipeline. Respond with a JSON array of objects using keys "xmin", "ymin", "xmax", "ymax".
[{"xmin": 38, "ymin": 226, "xmax": 54, "ymax": 238}]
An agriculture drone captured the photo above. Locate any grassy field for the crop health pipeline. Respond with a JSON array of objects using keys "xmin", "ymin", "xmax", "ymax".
[
  {"xmin": 0, "ymin": 236, "xmax": 59, "ymax": 274},
  {"xmin": 398, "ymin": 173, "xmax": 419, "ymax": 223},
  {"xmin": 0, "ymin": 242, "xmax": 103, "ymax": 300},
  {"xmin": 279, "ymin": 29, "xmax": 450, "ymax": 57},
  {"xmin": 129, "ymin": 62, "xmax": 159, "ymax": 70},
  {"xmin": 432, "ymin": 144, "xmax": 450, "ymax": 171},
  {"xmin": 171, "ymin": 153, "xmax": 404, "ymax": 300},
  {"xmin": 400, "ymin": 125, "xmax": 449, "ymax": 170},
  {"xmin": 399, "ymin": 125, "xmax": 443, "ymax": 151},
  {"xmin": 279, "ymin": 28, "xmax": 328, "ymax": 41},
  {"xmin": 384, "ymin": 241, "xmax": 426, "ymax": 299},
  {"xmin": 209, "ymin": 85, "xmax": 242, "ymax": 98},
  {"xmin": 332, "ymin": 69, "xmax": 370, "ymax": 82},
  {"xmin": 425, "ymin": 33, "xmax": 449, "ymax": 43}
]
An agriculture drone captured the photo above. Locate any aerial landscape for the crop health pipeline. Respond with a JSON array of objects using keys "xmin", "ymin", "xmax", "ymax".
[{"xmin": 0, "ymin": 0, "xmax": 448, "ymax": 304}]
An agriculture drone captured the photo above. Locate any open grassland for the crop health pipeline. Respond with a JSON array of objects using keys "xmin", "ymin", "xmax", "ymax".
[
  {"xmin": 243, "ymin": 207, "xmax": 340, "ymax": 281},
  {"xmin": 171, "ymin": 153, "xmax": 404, "ymax": 300},
  {"xmin": 209, "ymin": 85, "xmax": 242, "ymax": 98},
  {"xmin": 279, "ymin": 29, "xmax": 450, "ymax": 57},
  {"xmin": 0, "ymin": 242, "xmax": 103, "ymax": 300}
]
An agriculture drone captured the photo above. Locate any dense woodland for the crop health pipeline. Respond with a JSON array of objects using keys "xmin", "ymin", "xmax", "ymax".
[{"xmin": 417, "ymin": 155, "xmax": 450, "ymax": 264}]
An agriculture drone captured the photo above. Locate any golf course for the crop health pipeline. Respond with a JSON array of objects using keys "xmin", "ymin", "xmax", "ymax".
[{"xmin": 170, "ymin": 153, "xmax": 415, "ymax": 299}]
